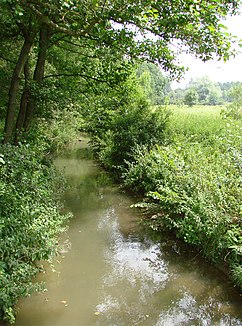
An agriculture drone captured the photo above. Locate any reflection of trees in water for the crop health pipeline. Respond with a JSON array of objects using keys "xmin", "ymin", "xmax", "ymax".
[
  {"xmin": 63, "ymin": 169, "xmax": 113, "ymax": 214},
  {"xmin": 97, "ymin": 207, "xmax": 169, "ymax": 304},
  {"xmin": 155, "ymin": 291, "xmax": 242, "ymax": 326},
  {"xmin": 96, "ymin": 207, "xmax": 242, "ymax": 325}
]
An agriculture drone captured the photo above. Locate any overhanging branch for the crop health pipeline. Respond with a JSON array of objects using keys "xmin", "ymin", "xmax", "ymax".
[
  {"xmin": 43, "ymin": 73, "xmax": 114, "ymax": 88},
  {"xmin": 0, "ymin": 54, "xmax": 16, "ymax": 64},
  {"xmin": 21, "ymin": 1, "xmax": 100, "ymax": 37}
]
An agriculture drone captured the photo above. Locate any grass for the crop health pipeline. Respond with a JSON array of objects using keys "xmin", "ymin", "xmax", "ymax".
[
  {"xmin": 166, "ymin": 105, "xmax": 228, "ymax": 137},
  {"xmin": 154, "ymin": 105, "xmax": 242, "ymax": 149}
]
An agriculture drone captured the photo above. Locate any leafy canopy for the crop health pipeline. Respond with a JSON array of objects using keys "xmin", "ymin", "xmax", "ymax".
[{"xmin": 3, "ymin": 0, "xmax": 240, "ymax": 77}]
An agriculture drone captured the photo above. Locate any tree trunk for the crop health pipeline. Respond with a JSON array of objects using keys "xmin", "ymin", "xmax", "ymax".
[
  {"xmin": 3, "ymin": 34, "xmax": 36, "ymax": 144},
  {"xmin": 23, "ymin": 24, "xmax": 50, "ymax": 133},
  {"xmin": 14, "ymin": 60, "xmax": 30, "ymax": 145}
]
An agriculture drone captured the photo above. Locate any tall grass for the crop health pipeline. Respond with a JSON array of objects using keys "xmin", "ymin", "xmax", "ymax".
[{"xmin": 167, "ymin": 105, "xmax": 225, "ymax": 134}]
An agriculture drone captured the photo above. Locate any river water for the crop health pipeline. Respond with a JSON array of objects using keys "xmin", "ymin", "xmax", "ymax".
[{"xmin": 14, "ymin": 139, "xmax": 242, "ymax": 326}]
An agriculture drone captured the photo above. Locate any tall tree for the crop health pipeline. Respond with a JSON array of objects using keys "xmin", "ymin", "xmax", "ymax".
[{"xmin": 184, "ymin": 88, "xmax": 199, "ymax": 106}]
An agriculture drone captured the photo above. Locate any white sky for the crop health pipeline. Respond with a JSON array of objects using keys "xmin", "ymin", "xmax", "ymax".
[{"xmin": 172, "ymin": 13, "xmax": 242, "ymax": 88}]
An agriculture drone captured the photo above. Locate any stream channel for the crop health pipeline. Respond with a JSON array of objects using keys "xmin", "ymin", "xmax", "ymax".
[{"xmin": 14, "ymin": 138, "xmax": 242, "ymax": 326}]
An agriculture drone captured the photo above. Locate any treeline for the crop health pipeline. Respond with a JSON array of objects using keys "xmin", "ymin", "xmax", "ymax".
[
  {"xmin": 173, "ymin": 78, "xmax": 242, "ymax": 106},
  {"xmin": 136, "ymin": 63, "xmax": 242, "ymax": 106}
]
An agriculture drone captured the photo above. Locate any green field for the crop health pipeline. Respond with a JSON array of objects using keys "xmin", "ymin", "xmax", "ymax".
[{"xmin": 164, "ymin": 105, "xmax": 241, "ymax": 139}]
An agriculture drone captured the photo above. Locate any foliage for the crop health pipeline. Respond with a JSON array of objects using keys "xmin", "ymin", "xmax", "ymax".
[
  {"xmin": 1, "ymin": 0, "xmax": 241, "ymax": 143},
  {"xmin": 92, "ymin": 103, "xmax": 242, "ymax": 288},
  {"xmin": 123, "ymin": 121, "xmax": 241, "ymax": 286},
  {"xmin": 169, "ymin": 88, "xmax": 185, "ymax": 106},
  {"xmin": 8, "ymin": 0, "xmax": 239, "ymax": 70},
  {"xmin": 136, "ymin": 63, "xmax": 171, "ymax": 105},
  {"xmin": 0, "ymin": 0, "xmax": 241, "ymax": 320},
  {"xmin": 166, "ymin": 105, "xmax": 227, "ymax": 141},
  {"xmin": 184, "ymin": 88, "xmax": 199, "ymax": 106},
  {"xmin": 218, "ymin": 81, "xmax": 242, "ymax": 102},
  {"xmin": 0, "ymin": 97, "xmax": 80, "ymax": 323},
  {"xmin": 97, "ymin": 106, "xmax": 170, "ymax": 174},
  {"xmin": 170, "ymin": 79, "xmax": 242, "ymax": 107},
  {"xmin": 187, "ymin": 76, "xmax": 223, "ymax": 105},
  {"xmin": 26, "ymin": 105, "xmax": 84, "ymax": 154},
  {"xmin": 90, "ymin": 79, "xmax": 171, "ymax": 175},
  {"xmin": 221, "ymin": 83, "xmax": 242, "ymax": 119},
  {"xmin": 0, "ymin": 144, "xmax": 71, "ymax": 323}
]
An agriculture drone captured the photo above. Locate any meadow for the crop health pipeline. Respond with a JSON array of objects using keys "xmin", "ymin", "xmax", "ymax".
[{"xmin": 162, "ymin": 104, "xmax": 241, "ymax": 140}]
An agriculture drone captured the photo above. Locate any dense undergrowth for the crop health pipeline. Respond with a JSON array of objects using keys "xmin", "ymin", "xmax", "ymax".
[
  {"xmin": 0, "ymin": 109, "xmax": 81, "ymax": 323},
  {"xmin": 91, "ymin": 104, "xmax": 242, "ymax": 289}
]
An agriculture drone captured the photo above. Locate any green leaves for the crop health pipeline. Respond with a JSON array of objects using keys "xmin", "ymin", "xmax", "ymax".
[
  {"xmin": 7, "ymin": 0, "xmax": 240, "ymax": 76},
  {"xmin": 0, "ymin": 144, "xmax": 70, "ymax": 323}
]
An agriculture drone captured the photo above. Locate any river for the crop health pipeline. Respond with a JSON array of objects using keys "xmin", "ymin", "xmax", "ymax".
[{"xmin": 14, "ymin": 138, "xmax": 242, "ymax": 326}]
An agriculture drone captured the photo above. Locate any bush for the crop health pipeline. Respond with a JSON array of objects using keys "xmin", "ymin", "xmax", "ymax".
[
  {"xmin": 88, "ymin": 94, "xmax": 242, "ymax": 288},
  {"xmin": 124, "ymin": 133, "xmax": 242, "ymax": 287},
  {"xmin": 0, "ymin": 144, "xmax": 71, "ymax": 323},
  {"xmin": 95, "ymin": 101, "xmax": 171, "ymax": 175},
  {"xmin": 221, "ymin": 84, "xmax": 242, "ymax": 120},
  {"xmin": 24, "ymin": 105, "xmax": 83, "ymax": 154}
]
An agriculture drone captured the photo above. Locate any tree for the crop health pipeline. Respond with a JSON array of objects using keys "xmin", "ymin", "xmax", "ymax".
[
  {"xmin": 187, "ymin": 76, "xmax": 223, "ymax": 105},
  {"xmin": 184, "ymin": 88, "xmax": 199, "ymax": 106},
  {"xmin": 219, "ymin": 81, "xmax": 242, "ymax": 102},
  {"xmin": 169, "ymin": 88, "xmax": 185, "ymax": 106},
  {"xmin": 1, "ymin": 0, "xmax": 240, "ymax": 143},
  {"xmin": 136, "ymin": 63, "xmax": 171, "ymax": 105},
  {"xmin": 223, "ymin": 83, "xmax": 242, "ymax": 119}
]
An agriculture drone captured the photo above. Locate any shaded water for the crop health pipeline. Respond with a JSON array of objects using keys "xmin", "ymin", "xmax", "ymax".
[{"xmin": 14, "ymin": 140, "xmax": 242, "ymax": 326}]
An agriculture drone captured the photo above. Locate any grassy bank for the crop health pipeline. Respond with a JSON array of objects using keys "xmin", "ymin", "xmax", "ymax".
[{"xmin": 93, "ymin": 104, "xmax": 242, "ymax": 289}]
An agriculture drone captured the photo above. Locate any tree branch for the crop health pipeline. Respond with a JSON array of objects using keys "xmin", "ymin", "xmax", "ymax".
[
  {"xmin": 43, "ymin": 73, "xmax": 114, "ymax": 88},
  {"xmin": 21, "ymin": 1, "xmax": 100, "ymax": 37},
  {"xmin": 61, "ymin": 39, "xmax": 96, "ymax": 49},
  {"xmin": 57, "ymin": 45, "xmax": 97, "ymax": 59},
  {"xmin": 0, "ymin": 54, "xmax": 16, "ymax": 64}
]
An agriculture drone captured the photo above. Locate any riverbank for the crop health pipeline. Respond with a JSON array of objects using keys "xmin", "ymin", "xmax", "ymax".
[
  {"xmin": 89, "ymin": 104, "xmax": 242, "ymax": 289},
  {"xmin": 0, "ymin": 112, "xmax": 82, "ymax": 324}
]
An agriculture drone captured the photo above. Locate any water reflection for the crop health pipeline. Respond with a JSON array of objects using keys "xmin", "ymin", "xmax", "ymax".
[
  {"xmin": 11, "ymin": 147, "xmax": 242, "ymax": 326},
  {"xmin": 94, "ymin": 205, "xmax": 242, "ymax": 326},
  {"xmin": 156, "ymin": 291, "xmax": 242, "ymax": 326},
  {"xmin": 98, "ymin": 207, "xmax": 168, "ymax": 291}
]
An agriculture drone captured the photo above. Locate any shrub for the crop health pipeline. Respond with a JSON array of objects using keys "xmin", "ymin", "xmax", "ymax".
[
  {"xmin": 124, "ymin": 134, "xmax": 242, "ymax": 287},
  {"xmin": 24, "ymin": 105, "xmax": 83, "ymax": 154},
  {"xmin": 95, "ymin": 101, "xmax": 171, "ymax": 175},
  {"xmin": 0, "ymin": 144, "xmax": 71, "ymax": 323},
  {"xmin": 89, "ymin": 99, "xmax": 242, "ymax": 288}
]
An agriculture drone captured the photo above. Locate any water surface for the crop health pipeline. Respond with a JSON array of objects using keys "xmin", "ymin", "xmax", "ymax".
[{"xmin": 14, "ymin": 142, "xmax": 242, "ymax": 326}]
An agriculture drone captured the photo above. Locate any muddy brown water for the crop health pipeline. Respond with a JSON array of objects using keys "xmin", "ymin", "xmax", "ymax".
[{"xmin": 12, "ymin": 139, "xmax": 242, "ymax": 325}]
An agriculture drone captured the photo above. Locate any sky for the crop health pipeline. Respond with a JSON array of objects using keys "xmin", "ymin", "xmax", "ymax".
[{"xmin": 172, "ymin": 13, "xmax": 242, "ymax": 89}]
